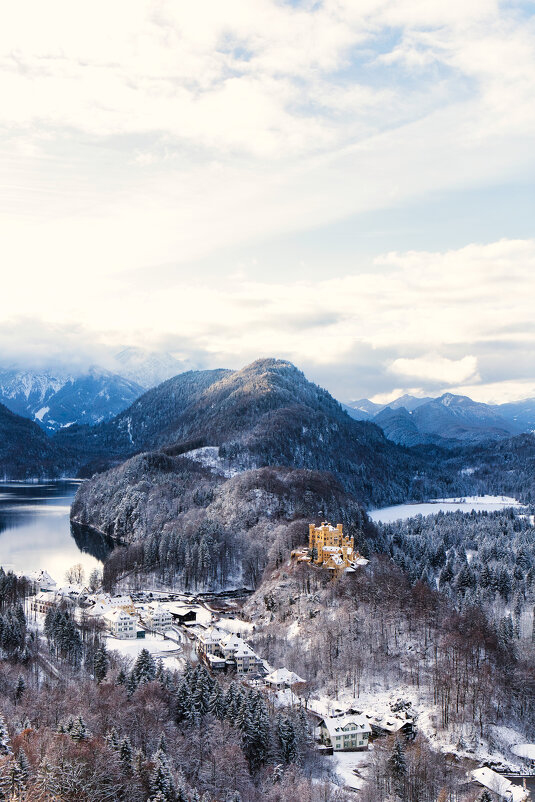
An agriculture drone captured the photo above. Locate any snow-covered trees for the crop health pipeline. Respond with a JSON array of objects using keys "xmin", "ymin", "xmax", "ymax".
[{"xmin": 93, "ymin": 643, "xmax": 109, "ymax": 684}]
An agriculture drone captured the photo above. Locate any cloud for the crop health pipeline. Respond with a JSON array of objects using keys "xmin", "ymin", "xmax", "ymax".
[
  {"xmin": 0, "ymin": 3, "xmax": 534, "ymax": 404},
  {"xmin": 388, "ymin": 354, "xmax": 480, "ymax": 385},
  {"xmin": 1, "ymin": 237, "xmax": 533, "ymax": 402}
]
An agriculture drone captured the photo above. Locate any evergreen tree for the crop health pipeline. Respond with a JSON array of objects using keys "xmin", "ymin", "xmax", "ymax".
[
  {"xmin": 387, "ymin": 738, "xmax": 407, "ymax": 799},
  {"xmin": 93, "ymin": 643, "xmax": 109, "ymax": 684},
  {"xmin": 149, "ymin": 749, "xmax": 176, "ymax": 802},
  {"xmin": 133, "ymin": 648, "xmax": 157, "ymax": 685},
  {"xmin": 106, "ymin": 726, "xmax": 120, "ymax": 751},
  {"xmin": 13, "ymin": 675, "xmax": 26, "ymax": 704},
  {"xmin": 120, "ymin": 736, "xmax": 133, "ymax": 770}
]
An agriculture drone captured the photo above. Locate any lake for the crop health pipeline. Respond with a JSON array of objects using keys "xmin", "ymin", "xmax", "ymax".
[
  {"xmin": 0, "ymin": 480, "xmax": 113, "ymax": 585},
  {"xmin": 369, "ymin": 495, "xmax": 524, "ymax": 524}
]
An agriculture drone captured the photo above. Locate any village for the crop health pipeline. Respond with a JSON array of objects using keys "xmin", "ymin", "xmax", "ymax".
[{"xmin": 16, "ymin": 523, "xmax": 535, "ymax": 800}]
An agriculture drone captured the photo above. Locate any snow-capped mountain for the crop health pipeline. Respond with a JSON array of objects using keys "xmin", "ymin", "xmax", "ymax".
[
  {"xmin": 0, "ymin": 369, "xmax": 69, "ymax": 420},
  {"xmin": 113, "ymin": 347, "xmax": 186, "ymax": 389},
  {"xmin": 0, "ymin": 367, "xmax": 143, "ymax": 432},
  {"xmin": 343, "ymin": 391, "xmax": 524, "ymax": 446}
]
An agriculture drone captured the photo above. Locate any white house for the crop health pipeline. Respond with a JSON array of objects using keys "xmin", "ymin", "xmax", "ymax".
[
  {"xmin": 196, "ymin": 627, "xmax": 262, "ymax": 674},
  {"xmin": 144, "ymin": 603, "xmax": 173, "ymax": 630},
  {"xmin": 26, "ymin": 569, "xmax": 57, "ymax": 592},
  {"xmin": 103, "ymin": 608, "xmax": 137, "ymax": 639},
  {"xmin": 265, "ymin": 668, "xmax": 306, "ymax": 690},
  {"xmin": 30, "ymin": 591, "xmax": 59, "ymax": 615},
  {"xmin": 319, "ymin": 715, "xmax": 372, "ymax": 752}
]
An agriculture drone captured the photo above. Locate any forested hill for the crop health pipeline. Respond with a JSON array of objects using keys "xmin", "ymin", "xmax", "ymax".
[
  {"xmin": 0, "ymin": 402, "xmax": 74, "ymax": 478},
  {"xmin": 61, "ymin": 358, "xmax": 457, "ymax": 506},
  {"xmin": 53, "ymin": 367, "xmax": 232, "ymax": 473}
]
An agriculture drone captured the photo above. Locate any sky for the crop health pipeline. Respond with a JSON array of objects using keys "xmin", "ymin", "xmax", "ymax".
[{"xmin": 1, "ymin": 0, "xmax": 534, "ymax": 404}]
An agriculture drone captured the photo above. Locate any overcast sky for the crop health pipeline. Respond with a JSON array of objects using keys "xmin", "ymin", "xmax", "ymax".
[{"xmin": 1, "ymin": 0, "xmax": 534, "ymax": 403}]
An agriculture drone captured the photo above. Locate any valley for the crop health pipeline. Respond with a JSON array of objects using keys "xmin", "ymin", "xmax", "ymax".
[{"xmin": 1, "ymin": 357, "xmax": 535, "ymax": 801}]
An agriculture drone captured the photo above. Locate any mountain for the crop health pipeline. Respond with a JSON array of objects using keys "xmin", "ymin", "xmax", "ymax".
[
  {"xmin": 0, "ymin": 368, "xmax": 68, "ymax": 421},
  {"xmin": 37, "ymin": 369, "xmax": 144, "ymax": 431},
  {"xmin": 113, "ymin": 347, "xmax": 186, "ymax": 389},
  {"xmin": 0, "ymin": 402, "xmax": 74, "ymax": 478},
  {"xmin": 0, "ymin": 367, "xmax": 144, "ymax": 433},
  {"xmin": 349, "ymin": 391, "xmax": 524, "ymax": 447},
  {"xmin": 373, "ymin": 406, "xmax": 437, "ymax": 447},
  {"xmin": 410, "ymin": 393, "xmax": 521, "ymax": 443},
  {"xmin": 63, "ymin": 358, "xmax": 466, "ymax": 507},
  {"xmin": 343, "ymin": 398, "xmax": 384, "ymax": 420},
  {"xmin": 492, "ymin": 398, "xmax": 535, "ymax": 432},
  {"xmin": 387, "ymin": 393, "xmax": 433, "ymax": 412}
]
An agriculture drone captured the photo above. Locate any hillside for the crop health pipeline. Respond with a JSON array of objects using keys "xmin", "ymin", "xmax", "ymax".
[
  {"xmin": 71, "ymin": 451, "xmax": 373, "ymax": 590},
  {"xmin": 65, "ymin": 359, "xmax": 464, "ymax": 506},
  {"xmin": 0, "ymin": 402, "xmax": 74, "ymax": 478}
]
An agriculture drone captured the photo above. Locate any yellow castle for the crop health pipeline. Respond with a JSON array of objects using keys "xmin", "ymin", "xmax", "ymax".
[{"xmin": 292, "ymin": 522, "xmax": 367, "ymax": 572}]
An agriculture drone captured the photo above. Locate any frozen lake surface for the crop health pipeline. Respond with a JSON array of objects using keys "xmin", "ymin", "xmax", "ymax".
[{"xmin": 369, "ymin": 495, "xmax": 523, "ymax": 524}]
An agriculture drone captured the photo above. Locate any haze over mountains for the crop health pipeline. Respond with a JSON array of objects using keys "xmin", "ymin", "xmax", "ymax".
[
  {"xmin": 0, "ymin": 348, "xmax": 185, "ymax": 432},
  {"xmin": 344, "ymin": 392, "xmax": 534, "ymax": 446}
]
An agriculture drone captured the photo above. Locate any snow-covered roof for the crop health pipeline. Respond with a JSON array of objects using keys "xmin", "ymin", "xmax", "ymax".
[
  {"xmin": 265, "ymin": 668, "xmax": 305, "ymax": 685},
  {"xmin": 367, "ymin": 713, "xmax": 411, "ymax": 732},
  {"xmin": 471, "ymin": 767, "xmax": 529, "ymax": 801},
  {"xmin": 26, "ymin": 569, "xmax": 57, "ymax": 588},
  {"xmin": 234, "ymin": 644, "xmax": 258, "ymax": 659},
  {"xmin": 321, "ymin": 715, "xmax": 372, "ymax": 737},
  {"xmin": 198, "ymin": 625, "xmax": 224, "ymax": 643},
  {"xmin": 220, "ymin": 632, "xmax": 244, "ymax": 648},
  {"xmin": 103, "ymin": 608, "xmax": 136, "ymax": 623}
]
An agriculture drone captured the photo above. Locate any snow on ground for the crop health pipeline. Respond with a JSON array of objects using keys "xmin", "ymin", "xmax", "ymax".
[
  {"xmin": 105, "ymin": 632, "xmax": 185, "ymax": 670},
  {"xmin": 369, "ymin": 496, "xmax": 524, "ymax": 523},
  {"xmin": 216, "ymin": 617, "xmax": 254, "ymax": 635},
  {"xmin": 307, "ymin": 687, "xmax": 529, "ymax": 773},
  {"xmin": 330, "ymin": 750, "xmax": 371, "ymax": 791},
  {"xmin": 511, "ymin": 743, "xmax": 535, "ymax": 760},
  {"xmin": 287, "ymin": 620, "xmax": 300, "ymax": 639},
  {"xmin": 183, "ymin": 446, "xmax": 239, "ymax": 478}
]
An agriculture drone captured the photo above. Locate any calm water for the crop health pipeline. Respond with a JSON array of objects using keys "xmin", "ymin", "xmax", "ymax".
[{"xmin": 0, "ymin": 481, "xmax": 113, "ymax": 585}]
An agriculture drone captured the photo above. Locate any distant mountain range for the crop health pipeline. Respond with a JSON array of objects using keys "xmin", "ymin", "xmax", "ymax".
[
  {"xmin": 0, "ymin": 368, "xmax": 143, "ymax": 433},
  {"xmin": 343, "ymin": 392, "xmax": 534, "ymax": 446},
  {"xmin": 1, "ymin": 356, "xmax": 534, "ymax": 509},
  {"xmin": 0, "ymin": 348, "xmax": 187, "ymax": 433}
]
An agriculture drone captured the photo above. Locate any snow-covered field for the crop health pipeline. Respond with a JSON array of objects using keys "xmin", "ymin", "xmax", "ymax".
[
  {"xmin": 330, "ymin": 750, "xmax": 371, "ymax": 790},
  {"xmin": 369, "ymin": 495, "xmax": 523, "ymax": 523},
  {"xmin": 105, "ymin": 632, "xmax": 186, "ymax": 671}
]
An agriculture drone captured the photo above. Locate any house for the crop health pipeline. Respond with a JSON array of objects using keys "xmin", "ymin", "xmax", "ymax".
[
  {"xmin": 318, "ymin": 715, "xmax": 371, "ymax": 752},
  {"xmin": 30, "ymin": 591, "xmax": 59, "ymax": 615},
  {"xmin": 93, "ymin": 594, "xmax": 136, "ymax": 616},
  {"xmin": 103, "ymin": 608, "xmax": 137, "ymax": 639},
  {"xmin": 366, "ymin": 711, "xmax": 415, "ymax": 738},
  {"xmin": 265, "ymin": 668, "xmax": 306, "ymax": 690},
  {"xmin": 471, "ymin": 767, "xmax": 529, "ymax": 801},
  {"xmin": 26, "ymin": 569, "xmax": 57, "ymax": 592},
  {"xmin": 168, "ymin": 603, "xmax": 198, "ymax": 625},
  {"xmin": 196, "ymin": 627, "xmax": 263, "ymax": 675},
  {"xmin": 144, "ymin": 603, "xmax": 173, "ymax": 630},
  {"xmin": 197, "ymin": 626, "xmax": 225, "ymax": 657}
]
